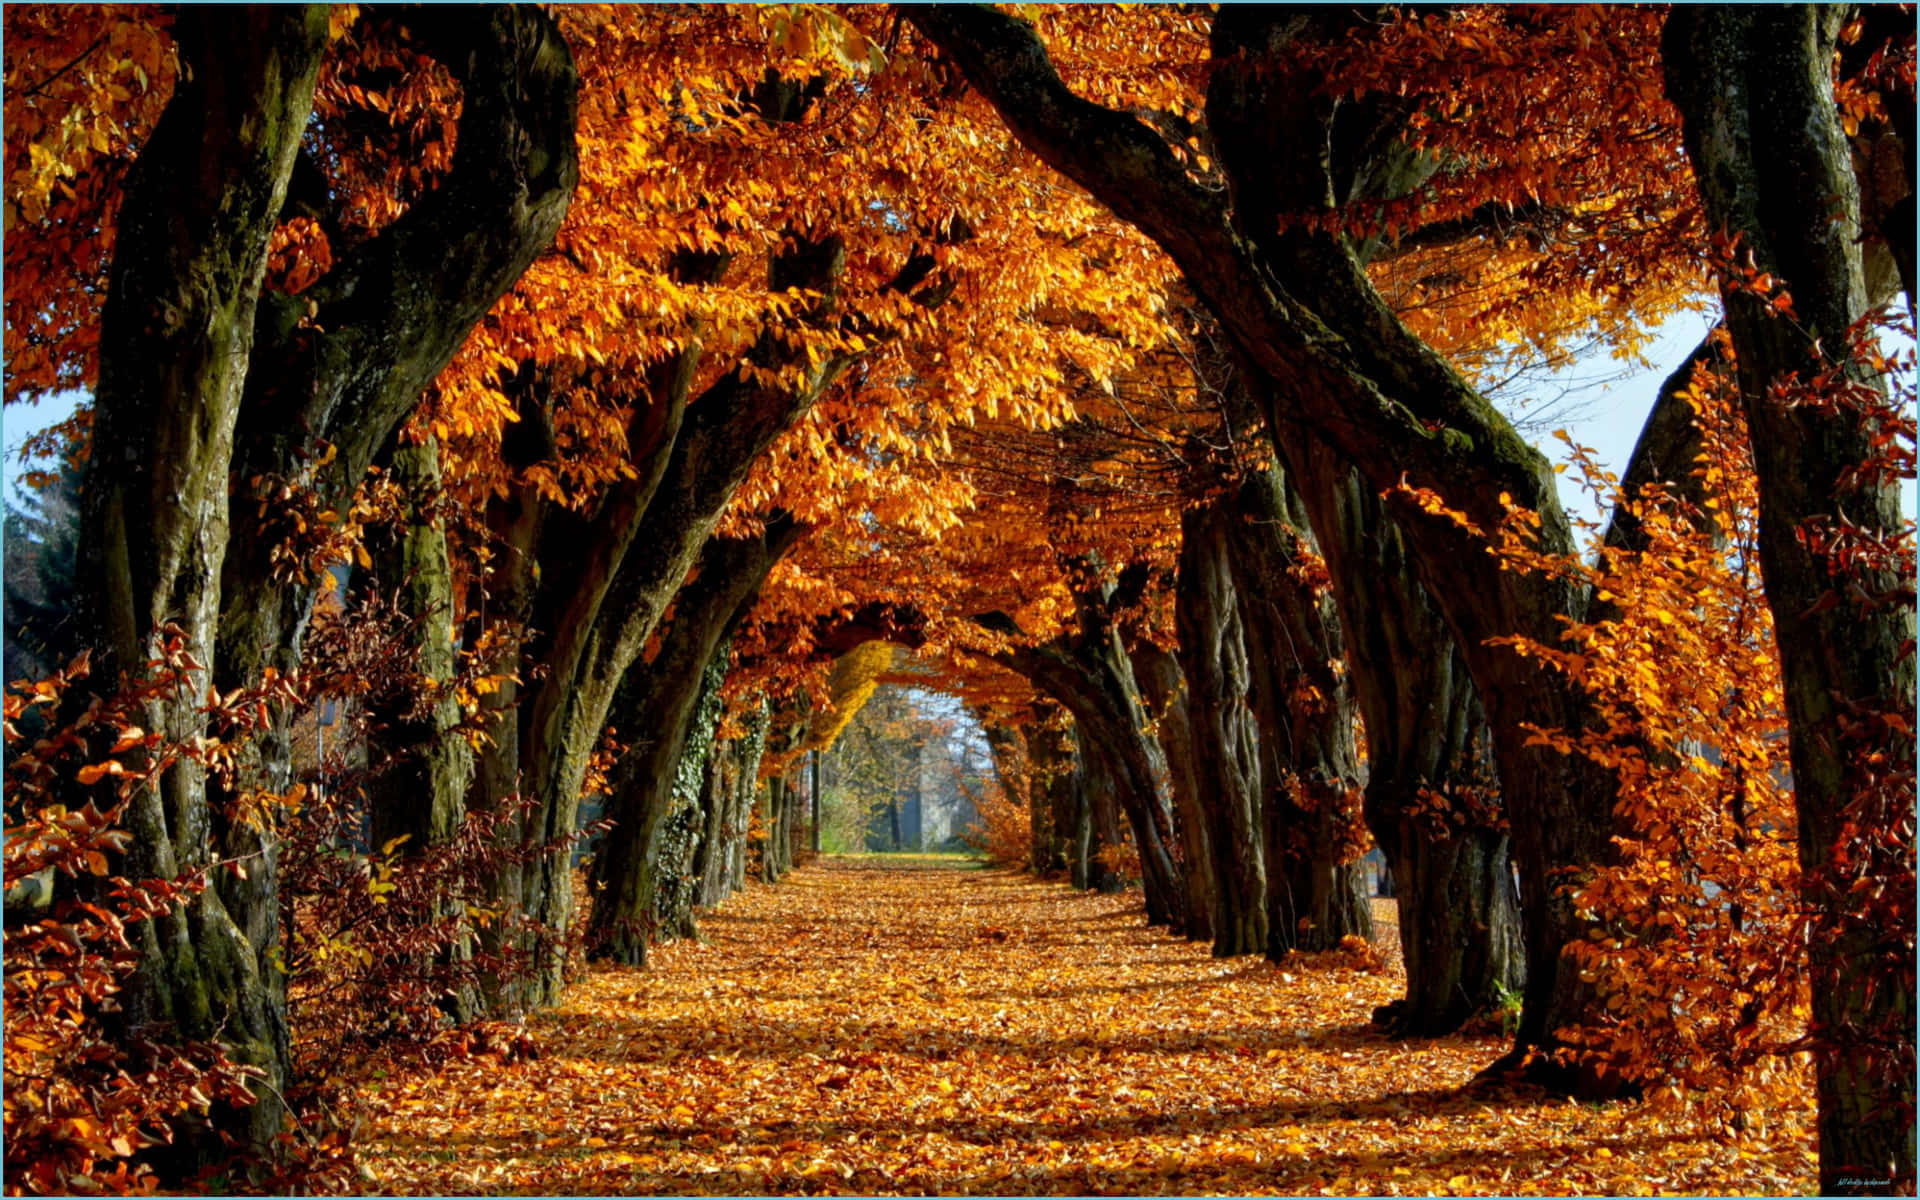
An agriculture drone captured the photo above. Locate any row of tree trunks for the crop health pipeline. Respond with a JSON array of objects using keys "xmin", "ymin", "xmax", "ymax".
[
  {"xmin": 987, "ymin": 572, "xmax": 1188, "ymax": 929},
  {"xmin": 910, "ymin": 4, "xmax": 1626, "ymax": 1082},
  {"xmin": 495, "ymin": 230, "xmax": 853, "ymax": 1010},
  {"xmin": 697, "ymin": 702, "xmax": 771, "ymax": 907},
  {"xmin": 585, "ymin": 518, "xmax": 800, "ymax": 966},
  {"xmin": 763, "ymin": 769, "xmax": 800, "ymax": 884}
]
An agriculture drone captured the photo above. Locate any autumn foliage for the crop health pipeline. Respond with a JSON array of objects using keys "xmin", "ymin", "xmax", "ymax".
[
  {"xmin": 2, "ymin": 2, "xmax": 1914, "ymax": 1195},
  {"xmin": 3, "ymin": 653, "xmax": 262, "ymax": 1194}
]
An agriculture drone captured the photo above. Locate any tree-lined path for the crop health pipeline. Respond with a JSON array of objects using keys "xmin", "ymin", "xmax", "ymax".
[
  {"xmin": 355, "ymin": 860, "xmax": 1813, "ymax": 1196},
  {"xmin": 5, "ymin": 6, "xmax": 1909, "ymax": 1194}
]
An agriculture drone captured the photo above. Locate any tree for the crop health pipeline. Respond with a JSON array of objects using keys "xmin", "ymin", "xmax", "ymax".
[
  {"xmin": 587, "ymin": 514, "xmax": 802, "ymax": 966},
  {"xmin": 1665, "ymin": 8, "xmax": 1915, "ymax": 1190},
  {"xmin": 75, "ymin": 11, "xmax": 333, "ymax": 1154},
  {"xmin": 907, "ymin": 2, "xmax": 1709, "ymax": 1085},
  {"xmin": 11, "ymin": 4, "xmax": 581, "ymax": 1154}
]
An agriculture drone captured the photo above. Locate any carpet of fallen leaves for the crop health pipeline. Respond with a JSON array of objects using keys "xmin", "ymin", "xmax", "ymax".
[{"xmin": 353, "ymin": 859, "xmax": 1817, "ymax": 1195}]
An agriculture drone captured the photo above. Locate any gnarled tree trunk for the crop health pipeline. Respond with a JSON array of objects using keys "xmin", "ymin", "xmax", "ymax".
[
  {"xmin": 1131, "ymin": 642, "xmax": 1216, "ymax": 944},
  {"xmin": 988, "ymin": 579, "xmax": 1186, "ymax": 929},
  {"xmin": 363, "ymin": 436, "xmax": 479, "ymax": 1020},
  {"xmin": 80, "ymin": 9, "xmax": 331, "ymax": 1156},
  {"xmin": 1226, "ymin": 464, "xmax": 1372, "ymax": 957},
  {"xmin": 1172, "ymin": 497, "xmax": 1266, "ymax": 956},
  {"xmin": 587, "ymin": 518, "xmax": 799, "ymax": 965}
]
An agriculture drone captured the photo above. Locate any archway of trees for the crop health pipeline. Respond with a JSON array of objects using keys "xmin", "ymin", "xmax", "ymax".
[{"xmin": 4, "ymin": 5, "xmax": 1912, "ymax": 1195}]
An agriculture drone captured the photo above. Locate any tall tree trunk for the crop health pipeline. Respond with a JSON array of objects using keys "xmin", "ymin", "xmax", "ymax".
[
  {"xmin": 1667, "ymin": 11, "xmax": 1917, "ymax": 1190},
  {"xmin": 765, "ymin": 769, "xmax": 797, "ymax": 881},
  {"xmin": 1131, "ymin": 643, "xmax": 1216, "ymax": 944},
  {"xmin": 726, "ymin": 703, "xmax": 772, "ymax": 896},
  {"xmin": 1226, "ymin": 465, "xmax": 1373, "ymax": 956},
  {"xmin": 689, "ymin": 740, "xmax": 733, "ymax": 907},
  {"xmin": 809, "ymin": 749, "xmax": 823, "ymax": 854},
  {"xmin": 1031, "ymin": 718, "xmax": 1077, "ymax": 876},
  {"xmin": 647, "ymin": 651, "xmax": 727, "ymax": 945},
  {"xmin": 364, "ymin": 436, "xmax": 478, "ymax": 1020},
  {"xmin": 1173, "ymin": 499, "xmax": 1266, "ymax": 956},
  {"xmin": 986, "ymin": 577, "xmax": 1187, "ymax": 929},
  {"xmin": 1287, "ymin": 439, "xmax": 1524, "ymax": 1035},
  {"xmin": 1075, "ymin": 734, "xmax": 1123, "ymax": 894},
  {"xmin": 80, "ymin": 9, "xmax": 330, "ymax": 1157}
]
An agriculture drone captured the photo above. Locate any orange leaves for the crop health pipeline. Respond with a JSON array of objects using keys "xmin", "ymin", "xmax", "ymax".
[
  {"xmin": 3, "ymin": 7, "xmax": 175, "ymax": 401},
  {"xmin": 352, "ymin": 861, "xmax": 1814, "ymax": 1196},
  {"xmin": 1489, "ymin": 353, "xmax": 1806, "ymax": 1113}
]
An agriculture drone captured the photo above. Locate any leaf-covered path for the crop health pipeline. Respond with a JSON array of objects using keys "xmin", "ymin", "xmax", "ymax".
[{"xmin": 357, "ymin": 861, "xmax": 1815, "ymax": 1195}]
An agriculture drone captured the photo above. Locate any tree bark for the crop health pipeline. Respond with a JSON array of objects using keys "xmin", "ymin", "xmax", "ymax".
[
  {"xmin": 1074, "ymin": 734, "xmax": 1124, "ymax": 894},
  {"xmin": 1285, "ymin": 437, "xmax": 1526, "ymax": 1036},
  {"xmin": 586, "ymin": 517, "xmax": 799, "ymax": 966},
  {"xmin": 697, "ymin": 701, "xmax": 770, "ymax": 907},
  {"xmin": 1173, "ymin": 499, "xmax": 1267, "ymax": 956},
  {"xmin": 1131, "ymin": 642, "xmax": 1216, "ymax": 944},
  {"xmin": 1667, "ymin": 10, "xmax": 1917, "ymax": 1190},
  {"xmin": 1029, "ymin": 717, "xmax": 1076, "ymax": 876},
  {"xmin": 726, "ymin": 703, "xmax": 772, "ymax": 896},
  {"xmin": 81, "ymin": 8, "xmax": 330, "ymax": 1157},
  {"xmin": 363, "ymin": 436, "xmax": 479, "ymax": 1020},
  {"xmin": 1226, "ymin": 465, "xmax": 1373, "ymax": 957},
  {"xmin": 987, "ymin": 581, "xmax": 1186, "ymax": 929}
]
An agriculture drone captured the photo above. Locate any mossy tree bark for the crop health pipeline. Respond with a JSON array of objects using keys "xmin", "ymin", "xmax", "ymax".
[
  {"xmin": 363, "ymin": 435, "xmax": 479, "ymax": 1020},
  {"xmin": 723, "ymin": 703, "xmax": 773, "ymax": 897},
  {"xmin": 1667, "ymin": 9, "xmax": 1917, "ymax": 1190},
  {"xmin": 79, "ymin": 8, "xmax": 332, "ymax": 1157},
  {"xmin": 152, "ymin": 6, "xmax": 579, "ymax": 1036}
]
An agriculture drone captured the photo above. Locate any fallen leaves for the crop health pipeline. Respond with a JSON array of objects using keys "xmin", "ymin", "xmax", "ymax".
[{"xmin": 353, "ymin": 861, "xmax": 1816, "ymax": 1195}]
